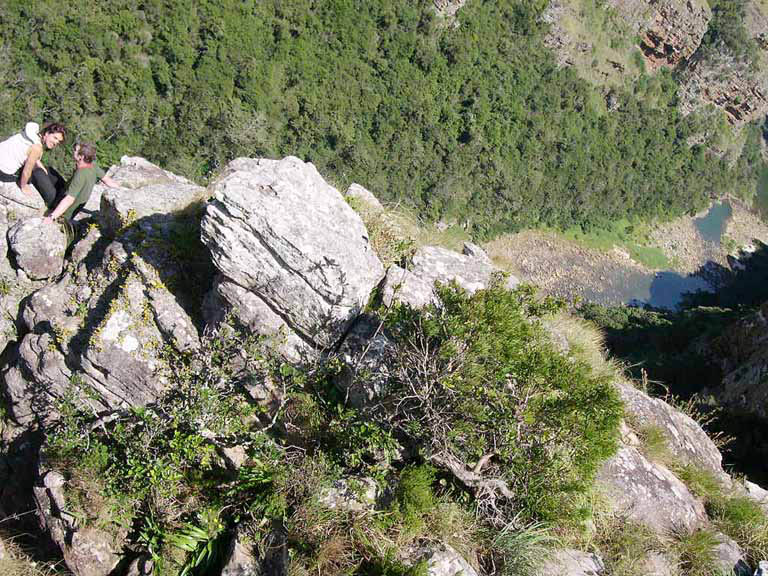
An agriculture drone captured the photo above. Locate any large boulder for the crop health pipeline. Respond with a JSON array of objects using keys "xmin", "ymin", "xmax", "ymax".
[
  {"xmin": 597, "ymin": 426, "xmax": 708, "ymax": 534},
  {"xmin": 616, "ymin": 380, "xmax": 729, "ymax": 484},
  {"xmin": 537, "ymin": 549, "xmax": 605, "ymax": 576},
  {"xmin": 201, "ymin": 156, "xmax": 384, "ymax": 352},
  {"xmin": 381, "ymin": 244, "xmax": 518, "ymax": 308},
  {"xmin": 418, "ymin": 544, "xmax": 478, "ymax": 576},
  {"xmin": 99, "ymin": 157, "xmax": 206, "ymax": 238},
  {"xmin": 7, "ymin": 217, "xmax": 67, "ymax": 280}
]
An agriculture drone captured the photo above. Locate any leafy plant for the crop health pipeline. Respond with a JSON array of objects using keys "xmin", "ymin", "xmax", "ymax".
[
  {"xmin": 372, "ymin": 279, "xmax": 622, "ymax": 524},
  {"xmin": 167, "ymin": 508, "xmax": 228, "ymax": 576}
]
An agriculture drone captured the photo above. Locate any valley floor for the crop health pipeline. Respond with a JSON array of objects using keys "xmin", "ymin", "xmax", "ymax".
[{"xmin": 485, "ymin": 199, "xmax": 768, "ymax": 307}]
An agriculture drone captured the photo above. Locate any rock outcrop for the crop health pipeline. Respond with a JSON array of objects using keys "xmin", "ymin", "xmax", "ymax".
[
  {"xmin": 542, "ymin": 0, "xmax": 710, "ymax": 75},
  {"xmin": 7, "ymin": 218, "xmax": 67, "ymax": 280},
  {"xmin": 381, "ymin": 243, "xmax": 518, "ymax": 308},
  {"xmin": 201, "ymin": 156, "xmax": 384, "ymax": 354},
  {"xmin": 678, "ymin": 1, "xmax": 768, "ymax": 124},
  {"xmin": 34, "ymin": 467, "xmax": 126, "ymax": 576},
  {"xmin": 1, "ymin": 159, "xmax": 202, "ymax": 433},
  {"xmin": 608, "ymin": 0, "xmax": 711, "ymax": 69},
  {"xmin": 1, "ymin": 154, "xmax": 766, "ymax": 576}
]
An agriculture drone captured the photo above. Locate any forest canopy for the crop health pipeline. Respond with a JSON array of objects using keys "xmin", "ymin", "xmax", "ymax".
[{"xmin": 0, "ymin": 0, "xmax": 763, "ymax": 236}]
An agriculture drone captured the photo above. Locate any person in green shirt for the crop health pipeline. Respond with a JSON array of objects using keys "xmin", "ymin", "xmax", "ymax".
[{"xmin": 43, "ymin": 143, "xmax": 119, "ymax": 225}]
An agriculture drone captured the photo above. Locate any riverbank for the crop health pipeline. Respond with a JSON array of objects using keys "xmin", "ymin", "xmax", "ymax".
[{"xmin": 484, "ymin": 199, "xmax": 768, "ymax": 307}]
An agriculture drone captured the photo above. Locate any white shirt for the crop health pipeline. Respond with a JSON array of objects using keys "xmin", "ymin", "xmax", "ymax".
[{"xmin": 0, "ymin": 128, "xmax": 40, "ymax": 175}]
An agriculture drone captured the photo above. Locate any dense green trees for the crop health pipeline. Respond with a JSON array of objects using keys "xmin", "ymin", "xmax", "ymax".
[{"xmin": 0, "ymin": 0, "xmax": 760, "ymax": 235}]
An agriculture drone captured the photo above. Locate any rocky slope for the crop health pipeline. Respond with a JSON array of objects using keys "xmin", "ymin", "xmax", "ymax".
[
  {"xmin": 544, "ymin": 0, "xmax": 768, "ymax": 125},
  {"xmin": 1, "ymin": 157, "xmax": 767, "ymax": 576}
]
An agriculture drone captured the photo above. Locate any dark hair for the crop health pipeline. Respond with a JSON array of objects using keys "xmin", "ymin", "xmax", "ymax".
[
  {"xmin": 77, "ymin": 143, "xmax": 96, "ymax": 163},
  {"xmin": 40, "ymin": 122, "xmax": 66, "ymax": 139}
]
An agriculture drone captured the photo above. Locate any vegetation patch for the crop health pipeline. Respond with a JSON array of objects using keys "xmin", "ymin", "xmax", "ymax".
[{"xmin": 39, "ymin": 280, "xmax": 624, "ymax": 574}]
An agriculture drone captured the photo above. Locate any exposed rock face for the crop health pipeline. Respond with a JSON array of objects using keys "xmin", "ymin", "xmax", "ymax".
[
  {"xmin": 220, "ymin": 531, "xmax": 260, "ymax": 576},
  {"xmin": 345, "ymin": 183, "xmax": 383, "ymax": 214},
  {"xmin": 543, "ymin": 0, "xmax": 710, "ymax": 73},
  {"xmin": 597, "ymin": 424, "xmax": 707, "ymax": 533},
  {"xmin": 418, "ymin": 544, "xmax": 478, "ymax": 576},
  {"xmin": 616, "ymin": 380, "xmax": 729, "ymax": 483},
  {"xmin": 608, "ymin": 0, "xmax": 711, "ymax": 69},
  {"xmin": 201, "ymin": 156, "xmax": 384, "ymax": 353},
  {"xmin": 703, "ymin": 303, "xmax": 768, "ymax": 419},
  {"xmin": 679, "ymin": 1, "xmax": 768, "ymax": 124},
  {"xmin": 381, "ymin": 245, "xmax": 518, "ymax": 308},
  {"xmin": 1, "ymin": 162, "xmax": 202, "ymax": 432},
  {"xmin": 0, "ymin": 184, "xmax": 53, "ymax": 353},
  {"xmin": 537, "ymin": 549, "xmax": 605, "ymax": 576},
  {"xmin": 7, "ymin": 218, "xmax": 67, "ymax": 280},
  {"xmin": 679, "ymin": 47, "xmax": 768, "ymax": 125},
  {"xmin": 433, "ymin": 0, "xmax": 467, "ymax": 21},
  {"xmin": 34, "ymin": 467, "xmax": 125, "ymax": 576},
  {"xmin": 317, "ymin": 477, "xmax": 378, "ymax": 512},
  {"xmin": 100, "ymin": 178, "xmax": 205, "ymax": 239}
]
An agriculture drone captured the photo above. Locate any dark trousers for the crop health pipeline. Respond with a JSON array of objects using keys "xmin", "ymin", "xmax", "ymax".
[
  {"xmin": 32, "ymin": 166, "xmax": 67, "ymax": 208},
  {"xmin": 0, "ymin": 166, "xmax": 66, "ymax": 209}
]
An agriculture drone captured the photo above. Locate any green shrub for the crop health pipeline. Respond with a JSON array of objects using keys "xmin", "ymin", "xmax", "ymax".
[
  {"xmin": 376, "ymin": 279, "xmax": 623, "ymax": 524},
  {"xmin": 395, "ymin": 465, "xmax": 436, "ymax": 532},
  {"xmin": 635, "ymin": 423, "xmax": 674, "ymax": 466}
]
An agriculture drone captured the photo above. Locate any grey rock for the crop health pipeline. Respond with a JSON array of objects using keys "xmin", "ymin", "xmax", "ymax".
[
  {"xmin": 78, "ymin": 275, "xmax": 171, "ymax": 409},
  {"xmin": 433, "ymin": 0, "xmax": 467, "ymax": 23},
  {"xmin": 744, "ymin": 480, "xmax": 768, "ymax": 513},
  {"xmin": 380, "ymin": 264, "xmax": 439, "ymax": 309},
  {"xmin": 100, "ymin": 180, "xmax": 205, "ymax": 238},
  {"xmin": 317, "ymin": 478, "xmax": 378, "ymax": 512},
  {"xmin": 537, "ymin": 548, "xmax": 605, "ymax": 575},
  {"xmin": 69, "ymin": 224, "xmax": 102, "ymax": 267},
  {"xmin": 214, "ymin": 279, "xmax": 313, "ymax": 362},
  {"xmin": 462, "ymin": 242, "xmax": 492, "ymax": 263},
  {"xmin": 418, "ymin": 543, "xmax": 478, "ymax": 576},
  {"xmin": 616, "ymin": 380, "xmax": 729, "ymax": 484},
  {"xmin": 335, "ymin": 313, "xmax": 394, "ymax": 407},
  {"xmin": 221, "ymin": 531, "xmax": 259, "ymax": 576},
  {"xmin": 597, "ymin": 431, "xmax": 707, "ymax": 534},
  {"xmin": 714, "ymin": 532, "xmax": 750, "ymax": 576},
  {"xmin": 7, "ymin": 217, "xmax": 67, "ymax": 280},
  {"xmin": 346, "ymin": 182, "xmax": 383, "ymax": 214},
  {"xmin": 34, "ymin": 466, "xmax": 126, "ymax": 576},
  {"xmin": 201, "ymin": 156, "xmax": 384, "ymax": 350},
  {"xmin": 642, "ymin": 552, "xmax": 676, "ymax": 576},
  {"xmin": 382, "ymin": 246, "xmax": 519, "ymax": 309},
  {"xmin": 108, "ymin": 156, "xmax": 197, "ymax": 189}
]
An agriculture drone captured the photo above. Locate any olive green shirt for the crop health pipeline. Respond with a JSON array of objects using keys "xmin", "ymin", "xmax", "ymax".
[{"xmin": 63, "ymin": 164, "xmax": 105, "ymax": 220}]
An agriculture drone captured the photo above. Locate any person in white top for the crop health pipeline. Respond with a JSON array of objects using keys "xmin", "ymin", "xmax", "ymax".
[{"xmin": 0, "ymin": 121, "xmax": 67, "ymax": 208}]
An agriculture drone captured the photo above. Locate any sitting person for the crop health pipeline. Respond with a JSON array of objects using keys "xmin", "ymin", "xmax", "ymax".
[
  {"xmin": 0, "ymin": 122, "xmax": 67, "ymax": 207},
  {"xmin": 43, "ymin": 143, "xmax": 119, "ymax": 227}
]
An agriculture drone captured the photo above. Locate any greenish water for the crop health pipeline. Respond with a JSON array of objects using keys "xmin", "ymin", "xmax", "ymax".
[{"xmin": 694, "ymin": 201, "xmax": 733, "ymax": 244}]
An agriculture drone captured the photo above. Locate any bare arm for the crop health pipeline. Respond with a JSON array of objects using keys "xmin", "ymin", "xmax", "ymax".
[
  {"xmin": 100, "ymin": 175, "xmax": 120, "ymax": 188},
  {"xmin": 20, "ymin": 144, "xmax": 43, "ymax": 195},
  {"xmin": 43, "ymin": 195, "xmax": 75, "ymax": 223}
]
